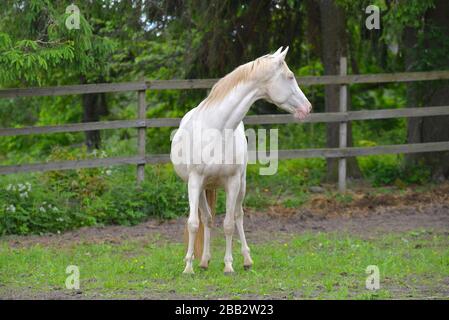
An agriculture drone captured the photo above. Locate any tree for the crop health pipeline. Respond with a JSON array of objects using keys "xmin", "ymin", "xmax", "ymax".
[
  {"xmin": 402, "ymin": 0, "xmax": 449, "ymax": 178},
  {"xmin": 0, "ymin": 0, "xmax": 115, "ymax": 150},
  {"xmin": 147, "ymin": 0, "xmax": 306, "ymax": 114},
  {"xmin": 318, "ymin": 0, "xmax": 361, "ymax": 181}
]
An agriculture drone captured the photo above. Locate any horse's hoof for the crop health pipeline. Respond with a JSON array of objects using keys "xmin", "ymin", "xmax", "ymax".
[
  {"xmin": 199, "ymin": 259, "xmax": 210, "ymax": 270},
  {"xmin": 224, "ymin": 271, "xmax": 235, "ymax": 276},
  {"xmin": 243, "ymin": 264, "xmax": 252, "ymax": 271},
  {"xmin": 182, "ymin": 267, "xmax": 194, "ymax": 275},
  {"xmin": 183, "ymin": 271, "xmax": 194, "ymax": 275},
  {"xmin": 223, "ymin": 266, "xmax": 235, "ymax": 274}
]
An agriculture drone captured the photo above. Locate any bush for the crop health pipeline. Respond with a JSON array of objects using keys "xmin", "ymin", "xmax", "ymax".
[
  {"xmin": 0, "ymin": 181, "xmax": 83, "ymax": 235},
  {"xmin": 0, "ymin": 146, "xmax": 434, "ymax": 236},
  {"xmin": 359, "ymin": 155, "xmax": 431, "ymax": 187},
  {"xmin": 87, "ymin": 172, "xmax": 189, "ymax": 225},
  {"xmin": 0, "ymin": 146, "xmax": 191, "ymax": 235}
]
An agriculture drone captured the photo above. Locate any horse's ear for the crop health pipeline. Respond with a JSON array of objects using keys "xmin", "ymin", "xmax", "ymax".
[
  {"xmin": 278, "ymin": 46, "xmax": 289, "ymax": 60},
  {"xmin": 272, "ymin": 46, "xmax": 288, "ymax": 68},
  {"xmin": 272, "ymin": 47, "xmax": 283, "ymax": 56}
]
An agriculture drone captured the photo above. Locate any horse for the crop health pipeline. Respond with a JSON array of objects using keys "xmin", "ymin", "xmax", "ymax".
[{"xmin": 170, "ymin": 47, "xmax": 312, "ymax": 274}]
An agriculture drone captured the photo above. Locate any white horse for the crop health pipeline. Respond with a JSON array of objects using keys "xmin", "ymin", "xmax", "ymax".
[{"xmin": 170, "ymin": 47, "xmax": 312, "ymax": 274}]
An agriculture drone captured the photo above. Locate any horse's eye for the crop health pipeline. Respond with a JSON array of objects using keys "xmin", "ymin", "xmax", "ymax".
[{"xmin": 288, "ymin": 75, "xmax": 294, "ymax": 80}]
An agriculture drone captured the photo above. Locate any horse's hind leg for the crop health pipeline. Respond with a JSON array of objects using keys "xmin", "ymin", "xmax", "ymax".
[
  {"xmin": 198, "ymin": 190, "xmax": 212, "ymax": 269},
  {"xmin": 184, "ymin": 173, "xmax": 203, "ymax": 274},
  {"xmin": 235, "ymin": 171, "xmax": 253, "ymax": 270}
]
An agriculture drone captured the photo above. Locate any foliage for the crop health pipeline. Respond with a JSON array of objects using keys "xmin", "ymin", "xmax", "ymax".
[
  {"xmin": 0, "ymin": 147, "xmax": 190, "ymax": 235},
  {"xmin": 0, "ymin": 180, "xmax": 70, "ymax": 235},
  {"xmin": 0, "ymin": 0, "xmax": 116, "ymax": 86},
  {"xmin": 382, "ymin": 0, "xmax": 435, "ymax": 45},
  {"xmin": 358, "ymin": 155, "xmax": 431, "ymax": 187},
  {"xmin": 0, "ymin": 140, "xmax": 435, "ymax": 236}
]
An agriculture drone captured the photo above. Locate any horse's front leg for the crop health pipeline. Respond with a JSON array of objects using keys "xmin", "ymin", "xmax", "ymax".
[
  {"xmin": 235, "ymin": 171, "xmax": 253, "ymax": 270},
  {"xmin": 223, "ymin": 174, "xmax": 241, "ymax": 274},
  {"xmin": 236, "ymin": 206, "xmax": 253, "ymax": 270},
  {"xmin": 184, "ymin": 173, "xmax": 203, "ymax": 274}
]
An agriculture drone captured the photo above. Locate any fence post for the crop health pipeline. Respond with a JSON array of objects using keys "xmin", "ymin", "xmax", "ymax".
[
  {"xmin": 338, "ymin": 57, "xmax": 348, "ymax": 193},
  {"xmin": 137, "ymin": 89, "xmax": 146, "ymax": 185}
]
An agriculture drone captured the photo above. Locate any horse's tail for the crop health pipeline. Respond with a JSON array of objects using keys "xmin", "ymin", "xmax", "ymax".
[{"xmin": 185, "ymin": 189, "xmax": 216, "ymax": 260}]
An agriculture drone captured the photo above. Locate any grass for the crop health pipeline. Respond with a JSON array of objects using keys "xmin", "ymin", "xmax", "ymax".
[{"xmin": 1, "ymin": 230, "xmax": 448, "ymax": 299}]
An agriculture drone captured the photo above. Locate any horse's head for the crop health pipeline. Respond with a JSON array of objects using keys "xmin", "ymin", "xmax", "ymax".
[{"xmin": 262, "ymin": 47, "xmax": 312, "ymax": 120}]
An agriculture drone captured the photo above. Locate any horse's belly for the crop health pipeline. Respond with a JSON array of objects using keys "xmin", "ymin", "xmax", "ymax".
[
  {"xmin": 173, "ymin": 162, "xmax": 244, "ymax": 186},
  {"xmin": 170, "ymin": 121, "xmax": 247, "ymax": 186}
]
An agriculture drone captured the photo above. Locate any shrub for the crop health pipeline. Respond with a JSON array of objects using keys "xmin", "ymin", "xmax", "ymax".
[
  {"xmin": 359, "ymin": 155, "xmax": 431, "ymax": 187},
  {"xmin": 0, "ymin": 147, "xmax": 191, "ymax": 235},
  {"xmin": 0, "ymin": 181, "xmax": 81, "ymax": 235}
]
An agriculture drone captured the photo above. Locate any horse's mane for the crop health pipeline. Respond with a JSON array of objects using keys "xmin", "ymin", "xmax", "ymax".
[{"xmin": 201, "ymin": 55, "xmax": 273, "ymax": 108}]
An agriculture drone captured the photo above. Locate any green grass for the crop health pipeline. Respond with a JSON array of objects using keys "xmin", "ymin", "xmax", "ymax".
[{"xmin": 1, "ymin": 230, "xmax": 448, "ymax": 299}]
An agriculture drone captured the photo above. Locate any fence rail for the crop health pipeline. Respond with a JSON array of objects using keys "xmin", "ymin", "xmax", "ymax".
[
  {"xmin": 2, "ymin": 106, "xmax": 449, "ymax": 137},
  {"xmin": 1, "ymin": 70, "xmax": 449, "ymax": 98},
  {"xmin": 1, "ymin": 64, "xmax": 449, "ymax": 191},
  {"xmin": 2, "ymin": 141, "xmax": 449, "ymax": 176}
]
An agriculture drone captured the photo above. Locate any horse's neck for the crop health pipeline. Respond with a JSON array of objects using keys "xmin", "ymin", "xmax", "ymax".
[{"xmin": 201, "ymin": 82, "xmax": 262, "ymax": 130}]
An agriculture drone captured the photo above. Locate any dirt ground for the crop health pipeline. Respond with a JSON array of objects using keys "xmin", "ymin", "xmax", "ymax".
[{"xmin": 4, "ymin": 185, "xmax": 449, "ymax": 248}]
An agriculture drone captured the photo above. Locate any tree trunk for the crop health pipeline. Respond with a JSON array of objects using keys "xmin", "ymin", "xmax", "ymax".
[
  {"xmin": 305, "ymin": 0, "xmax": 321, "ymax": 57},
  {"xmin": 405, "ymin": 0, "xmax": 449, "ymax": 179},
  {"xmin": 80, "ymin": 76, "xmax": 108, "ymax": 150},
  {"xmin": 319, "ymin": 0, "xmax": 361, "ymax": 181},
  {"xmin": 404, "ymin": 25, "xmax": 421, "ymax": 167}
]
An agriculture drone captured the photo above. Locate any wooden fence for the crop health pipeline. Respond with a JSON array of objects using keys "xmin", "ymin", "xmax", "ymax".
[{"xmin": 1, "ymin": 58, "xmax": 449, "ymax": 192}]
